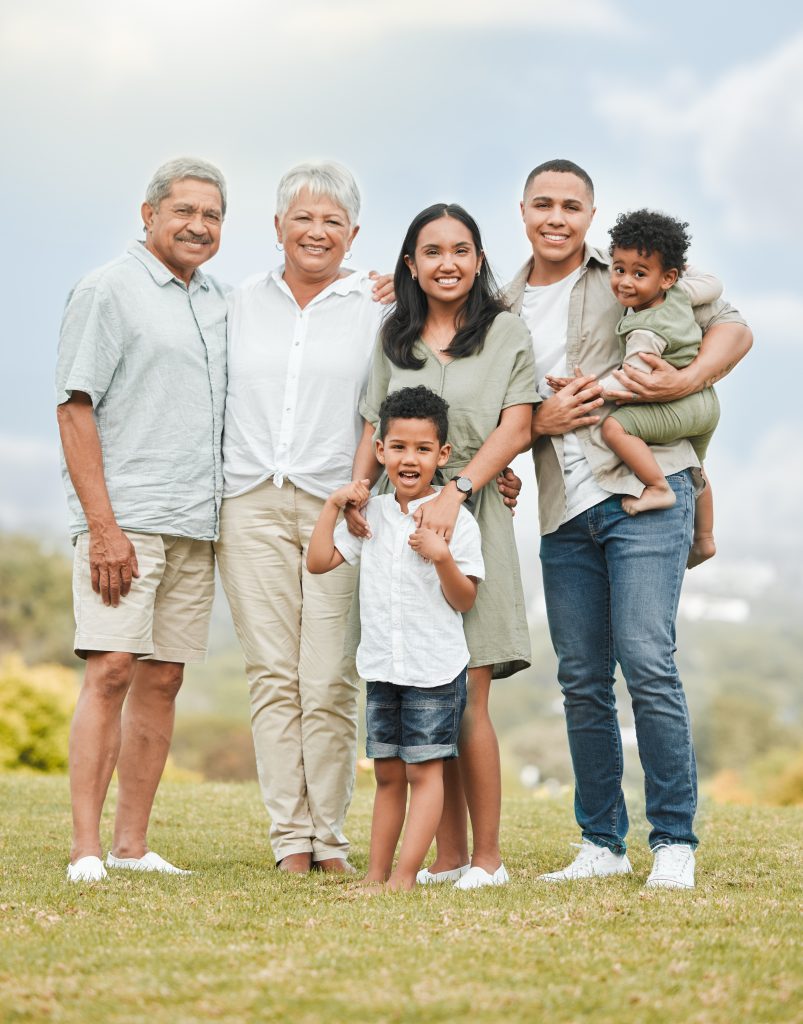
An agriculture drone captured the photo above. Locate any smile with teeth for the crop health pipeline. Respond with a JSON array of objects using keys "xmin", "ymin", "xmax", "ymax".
[
  {"xmin": 436, "ymin": 277, "xmax": 459, "ymax": 285},
  {"xmin": 399, "ymin": 471, "xmax": 420, "ymax": 480},
  {"xmin": 301, "ymin": 244, "xmax": 328, "ymax": 254},
  {"xmin": 542, "ymin": 234, "xmax": 568, "ymax": 242}
]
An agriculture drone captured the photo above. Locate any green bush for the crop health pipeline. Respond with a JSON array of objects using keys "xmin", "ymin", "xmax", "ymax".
[{"xmin": 0, "ymin": 655, "xmax": 77, "ymax": 771}]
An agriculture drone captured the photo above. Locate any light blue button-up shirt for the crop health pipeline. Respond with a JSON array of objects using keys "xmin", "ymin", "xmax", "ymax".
[{"xmin": 56, "ymin": 241, "xmax": 228, "ymax": 540}]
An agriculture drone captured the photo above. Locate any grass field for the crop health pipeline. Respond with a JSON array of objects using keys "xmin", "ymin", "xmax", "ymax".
[{"xmin": 1, "ymin": 775, "xmax": 800, "ymax": 1024}]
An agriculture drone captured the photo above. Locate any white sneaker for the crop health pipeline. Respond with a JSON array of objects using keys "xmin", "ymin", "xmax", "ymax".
[
  {"xmin": 416, "ymin": 863, "xmax": 471, "ymax": 885},
  {"xmin": 539, "ymin": 840, "xmax": 632, "ymax": 882},
  {"xmin": 453, "ymin": 863, "xmax": 510, "ymax": 890},
  {"xmin": 67, "ymin": 856, "xmax": 107, "ymax": 883},
  {"xmin": 645, "ymin": 844, "xmax": 695, "ymax": 889},
  {"xmin": 106, "ymin": 851, "xmax": 191, "ymax": 875}
]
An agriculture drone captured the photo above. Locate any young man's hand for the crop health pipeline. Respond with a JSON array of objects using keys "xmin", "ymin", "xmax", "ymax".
[{"xmin": 408, "ymin": 525, "xmax": 450, "ymax": 564}]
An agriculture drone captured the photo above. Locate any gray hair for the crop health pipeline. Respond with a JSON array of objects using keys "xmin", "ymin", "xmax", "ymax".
[
  {"xmin": 145, "ymin": 157, "xmax": 228, "ymax": 216},
  {"xmin": 275, "ymin": 161, "xmax": 360, "ymax": 227}
]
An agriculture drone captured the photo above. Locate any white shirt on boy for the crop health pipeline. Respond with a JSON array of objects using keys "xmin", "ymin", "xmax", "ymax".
[{"xmin": 333, "ymin": 489, "xmax": 484, "ymax": 689}]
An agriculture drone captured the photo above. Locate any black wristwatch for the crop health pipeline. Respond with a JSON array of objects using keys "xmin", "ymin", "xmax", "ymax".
[{"xmin": 453, "ymin": 476, "xmax": 473, "ymax": 499}]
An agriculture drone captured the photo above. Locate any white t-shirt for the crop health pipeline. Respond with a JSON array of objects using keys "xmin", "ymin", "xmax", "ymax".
[
  {"xmin": 333, "ymin": 490, "xmax": 485, "ymax": 688},
  {"xmin": 223, "ymin": 268, "xmax": 386, "ymax": 500},
  {"xmin": 520, "ymin": 268, "xmax": 611, "ymax": 522}
]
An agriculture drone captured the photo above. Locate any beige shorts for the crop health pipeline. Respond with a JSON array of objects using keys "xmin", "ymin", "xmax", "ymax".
[{"xmin": 72, "ymin": 531, "xmax": 215, "ymax": 663}]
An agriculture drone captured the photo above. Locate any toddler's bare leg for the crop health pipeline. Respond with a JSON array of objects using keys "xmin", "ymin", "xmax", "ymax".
[
  {"xmin": 602, "ymin": 416, "xmax": 676, "ymax": 515},
  {"xmin": 361, "ymin": 758, "xmax": 407, "ymax": 886},
  {"xmin": 688, "ymin": 467, "xmax": 716, "ymax": 569},
  {"xmin": 387, "ymin": 760, "xmax": 445, "ymax": 892}
]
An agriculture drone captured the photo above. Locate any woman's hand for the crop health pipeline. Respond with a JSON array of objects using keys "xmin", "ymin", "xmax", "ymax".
[
  {"xmin": 496, "ymin": 467, "xmax": 522, "ymax": 512},
  {"xmin": 369, "ymin": 271, "xmax": 395, "ymax": 305},
  {"xmin": 413, "ymin": 484, "xmax": 463, "ymax": 542},
  {"xmin": 336, "ymin": 479, "xmax": 371, "ymax": 537}
]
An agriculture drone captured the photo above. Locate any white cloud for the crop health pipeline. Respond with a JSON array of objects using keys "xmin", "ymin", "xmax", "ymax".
[
  {"xmin": 0, "ymin": 0, "xmax": 632, "ymax": 80},
  {"xmin": 593, "ymin": 33, "xmax": 803, "ymax": 245}
]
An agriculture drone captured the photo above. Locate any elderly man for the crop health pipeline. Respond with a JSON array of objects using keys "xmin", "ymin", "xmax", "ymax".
[
  {"xmin": 56, "ymin": 157, "xmax": 228, "ymax": 882},
  {"xmin": 506, "ymin": 159, "xmax": 752, "ymax": 889}
]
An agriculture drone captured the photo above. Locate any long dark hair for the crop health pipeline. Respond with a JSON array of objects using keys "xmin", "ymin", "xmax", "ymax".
[{"xmin": 381, "ymin": 203, "xmax": 506, "ymax": 370}]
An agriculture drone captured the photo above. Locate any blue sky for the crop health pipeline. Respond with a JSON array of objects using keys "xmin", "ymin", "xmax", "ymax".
[{"xmin": 2, "ymin": 0, "xmax": 801, "ymax": 562}]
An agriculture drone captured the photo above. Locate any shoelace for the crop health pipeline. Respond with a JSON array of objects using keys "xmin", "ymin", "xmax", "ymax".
[
  {"xmin": 568, "ymin": 841, "xmax": 606, "ymax": 863},
  {"xmin": 652, "ymin": 844, "xmax": 690, "ymax": 872}
]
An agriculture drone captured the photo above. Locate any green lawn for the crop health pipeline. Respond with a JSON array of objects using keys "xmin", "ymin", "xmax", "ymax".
[{"xmin": 1, "ymin": 775, "xmax": 800, "ymax": 1024}]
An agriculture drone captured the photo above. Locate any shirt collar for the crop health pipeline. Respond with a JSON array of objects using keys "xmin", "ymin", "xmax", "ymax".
[
  {"xmin": 393, "ymin": 487, "xmax": 442, "ymax": 516},
  {"xmin": 268, "ymin": 265, "xmax": 370, "ymax": 304},
  {"xmin": 126, "ymin": 240, "xmax": 210, "ymax": 291}
]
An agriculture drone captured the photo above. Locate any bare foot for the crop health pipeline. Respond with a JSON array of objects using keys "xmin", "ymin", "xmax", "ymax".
[
  {"xmin": 622, "ymin": 485, "xmax": 676, "ymax": 516},
  {"xmin": 386, "ymin": 874, "xmax": 416, "ymax": 892},
  {"xmin": 355, "ymin": 873, "xmax": 387, "ymax": 890},
  {"xmin": 687, "ymin": 533, "xmax": 716, "ymax": 569}
]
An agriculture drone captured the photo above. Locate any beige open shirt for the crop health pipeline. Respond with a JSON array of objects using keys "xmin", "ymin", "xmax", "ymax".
[{"xmin": 503, "ymin": 245, "xmax": 749, "ymax": 536}]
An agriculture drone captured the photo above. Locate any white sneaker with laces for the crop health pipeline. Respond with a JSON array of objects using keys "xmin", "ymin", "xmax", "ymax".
[
  {"xmin": 416, "ymin": 863, "xmax": 471, "ymax": 885},
  {"xmin": 106, "ymin": 851, "xmax": 191, "ymax": 875},
  {"xmin": 453, "ymin": 863, "xmax": 510, "ymax": 889},
  {"xmin": 539, "ymin": 840, "xmax": 632, "ymax": 882},
  {"xmin": 67, "ymin": 856, "xmax": 107, "ymax": 883},
  {"xmin": 645, "ymin": 843, "xmax": 695, "ymax": 889}
]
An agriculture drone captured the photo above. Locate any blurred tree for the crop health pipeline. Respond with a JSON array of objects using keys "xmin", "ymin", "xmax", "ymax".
[{"xmin": 0, "ymin": 535, "xmax": 77, "ymax": 666}]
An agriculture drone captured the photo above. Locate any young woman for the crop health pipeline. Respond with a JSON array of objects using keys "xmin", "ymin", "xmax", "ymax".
[{"xmin": 350, "ymin": 203, "xmax": 538, "ymax": 888}]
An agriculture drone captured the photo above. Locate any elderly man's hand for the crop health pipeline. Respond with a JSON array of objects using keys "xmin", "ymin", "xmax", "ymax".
[{"xmin": 89, "ymin": 525, "xmax": 139, "ymax": 607}]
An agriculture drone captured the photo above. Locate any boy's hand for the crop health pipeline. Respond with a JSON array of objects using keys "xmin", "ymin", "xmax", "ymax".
[
  {"xmin": 544, "ymin": 374, "xmax": 574, "ymax": 392},
  {"xmin": 330, "ymin": 479, "xmax": 371, "ymax": 510},
  {"xmin": 408, "ymin": 525, "xmax": 450, "ymax": 564}
]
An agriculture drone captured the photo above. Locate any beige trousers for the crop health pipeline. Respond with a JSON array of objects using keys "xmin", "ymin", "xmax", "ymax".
[{"xmin": 215, "ymin": 479, "xmax": 359, "ymax": 862}]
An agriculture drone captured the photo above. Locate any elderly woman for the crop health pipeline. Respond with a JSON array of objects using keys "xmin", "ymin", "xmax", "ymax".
[{"xmin": 215, "ymin": 162, "xmax": 389, "ymax": 873}]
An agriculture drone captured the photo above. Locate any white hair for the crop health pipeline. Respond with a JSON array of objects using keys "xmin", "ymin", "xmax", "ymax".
[
  {"xmin": 145, "ymin": 157, "xmax": 227, "ymax": 216},
  {"xmin": 275, "ymin": 161, "xmax": 360, "ymax": 227}
]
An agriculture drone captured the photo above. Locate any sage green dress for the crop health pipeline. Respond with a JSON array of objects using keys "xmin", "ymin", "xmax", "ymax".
[{"xmin": 360, "ymin": 311, "xmax": 538, "ymax": 678}]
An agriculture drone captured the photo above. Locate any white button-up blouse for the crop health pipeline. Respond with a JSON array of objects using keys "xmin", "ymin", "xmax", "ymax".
[{"xmin": 222, "ymin": 267, "xmax": 387, "ymax": 500}]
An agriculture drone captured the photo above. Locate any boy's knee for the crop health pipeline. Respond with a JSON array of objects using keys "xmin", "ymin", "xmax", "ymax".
[
  {"xmin": 374, "ymin": 758, "xmax": 405, "ymax": 786},
  {"xmin": 406, "ymin": 760, "xmax": 442, "ymax": 785}
]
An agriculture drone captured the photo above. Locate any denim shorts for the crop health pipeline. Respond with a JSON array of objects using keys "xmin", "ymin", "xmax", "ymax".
[{"xmin": 365, "ymin": 667, "xmax": 468, "ymax": 764}]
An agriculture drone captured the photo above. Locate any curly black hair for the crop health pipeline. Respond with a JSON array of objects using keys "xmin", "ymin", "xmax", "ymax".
[
  {"xmin": 378, "ymin": 386, "xmax": 449, "ymax": 446},
  {"xmin": 608, "ymin": 209, "xmax": 691, "ymax": 272}
]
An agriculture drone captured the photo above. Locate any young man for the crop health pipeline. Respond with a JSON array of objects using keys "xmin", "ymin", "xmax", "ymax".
[
  {"xmin": 506, "ymin": 159, "xmax": 752, "ymax": 888},
  {"xmin": 307, "ymin": 386, "xmax": 484, "ymax": 891}
]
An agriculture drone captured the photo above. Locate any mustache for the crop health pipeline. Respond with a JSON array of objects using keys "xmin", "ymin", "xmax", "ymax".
[{"xmin": 176, "ymin": 233, "xmax": 212, "ymax": 244}]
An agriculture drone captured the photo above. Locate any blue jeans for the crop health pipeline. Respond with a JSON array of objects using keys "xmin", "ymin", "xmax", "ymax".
[
  {"xmin": 540, "ymin": 471, "xmax": 698, "ymax": 853},
  {"xmin": 366, "ymin": 668, "xmax": 468, "ymax": 764}
]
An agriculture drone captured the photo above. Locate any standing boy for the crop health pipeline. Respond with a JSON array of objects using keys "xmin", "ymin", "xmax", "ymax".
[{"xmin": 307, "ymin": 386, "xmax": 484, "ymax": 891}]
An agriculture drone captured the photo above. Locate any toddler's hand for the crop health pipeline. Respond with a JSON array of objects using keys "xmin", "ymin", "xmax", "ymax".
[{"xmin": 408, "ymin": 526, "xmax": 449, "ymax": 564}]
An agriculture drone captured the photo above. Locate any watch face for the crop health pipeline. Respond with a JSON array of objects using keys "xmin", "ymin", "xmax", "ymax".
[{"xmin": 456, "ymin": 477, "xmax": 472, "ymax": 494}]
